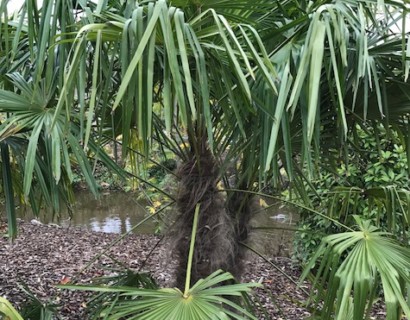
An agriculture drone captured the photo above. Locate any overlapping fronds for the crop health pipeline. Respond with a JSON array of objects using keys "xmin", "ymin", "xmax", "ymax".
[
  {"xmin": 301, "ymin": 218, "xmax": 410, "ymax": 320},
  {"xmin": 53, "ymin": 0, "xmax": 277, "ymax": 159},
  {"xmin": 1, "ymin": 0, "xmax": 410, "ymax": 317},
  {"xmin": 258, "ymin": 0, "xmax": 410, "ymax": 178},
  {"xmin": 0, "ymin": 0, "xmax": 125, "ymax": 238},
  {"xmin": 4, "ymin": 0, "xmax": 409, "ymax": 215},
  {"xmin": 64, "ymin": 270, "xmax": 259, "ymax": 320}
]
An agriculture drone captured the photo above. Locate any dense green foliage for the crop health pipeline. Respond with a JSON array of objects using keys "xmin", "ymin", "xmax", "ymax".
[{"xmin": 294, "ymin": 124, "xmax": 410, "ymax": 264}]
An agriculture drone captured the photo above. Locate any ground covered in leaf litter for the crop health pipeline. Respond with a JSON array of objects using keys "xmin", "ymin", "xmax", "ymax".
[{"xmin": 0, "ymin": 221, "xmax": 385, "ymax": 319}]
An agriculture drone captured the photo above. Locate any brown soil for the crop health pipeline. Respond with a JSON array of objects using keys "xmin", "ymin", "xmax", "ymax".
[{"xmin": 0, "ymin": 221, "xmax": 311, "ymax": 319}]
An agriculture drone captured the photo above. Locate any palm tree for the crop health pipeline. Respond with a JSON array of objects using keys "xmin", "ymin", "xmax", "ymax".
[
  {"xmin": 0, "ymin": 0, "xmax": 123, "ymax": 239},
  {"xmin": 1, "ymin": 0, "xmax": 410, "ymax": 318},
  {"xmin": 40, "ymin": 0, "xmax": 280, "ymax": 287},
  {"xmin": 63, "ymin": 1, "xmax": 410, "ymax": 317}
]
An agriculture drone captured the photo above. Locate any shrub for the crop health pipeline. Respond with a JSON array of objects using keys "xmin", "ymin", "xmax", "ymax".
[{"xmin": 293, "ymin": 124, "xmax": 410, "ymax": 264}]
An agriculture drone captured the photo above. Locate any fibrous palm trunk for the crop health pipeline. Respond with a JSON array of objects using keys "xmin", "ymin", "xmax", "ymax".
[{"xmin": 172, "ymin": 140, "xmax": 241, "ymax": 288}]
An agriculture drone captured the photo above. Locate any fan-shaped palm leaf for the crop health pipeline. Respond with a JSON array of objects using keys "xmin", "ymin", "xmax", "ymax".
[
  {"xmin": 65, "ymin": 270, "xmax": 259, "ymax": 320},
  {"xmin": 301, "ymin": 217, "xmax": 410, "ymax": 320}
]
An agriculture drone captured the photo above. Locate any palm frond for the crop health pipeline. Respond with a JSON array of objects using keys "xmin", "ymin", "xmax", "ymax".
[
  {"xmin": 62, "ymin": 270, "xmax": 260, "ymax": 320},
  {"xmin": 0, "ymin": 297, "xmax": 23, "ymax": 320},
  {"xmin": 301, "ymin": 217, "xmax": 410, "ymax": 320}
]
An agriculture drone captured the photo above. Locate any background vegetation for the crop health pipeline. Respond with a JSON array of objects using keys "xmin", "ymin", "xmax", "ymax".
[{"xmin": 294, "ymin": 123, "xmax": 410, "ymax": 264}]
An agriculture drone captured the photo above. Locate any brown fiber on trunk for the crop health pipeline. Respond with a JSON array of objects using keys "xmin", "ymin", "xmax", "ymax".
[{"xmin": 171, "ymin": 145, "xmax": 239, "ymax": 289}]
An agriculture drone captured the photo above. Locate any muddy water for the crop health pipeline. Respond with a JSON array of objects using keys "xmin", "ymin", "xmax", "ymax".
[
  {"xmin": 17, "ymin": 191, "xmax": 156, "ymax": 234},
  {"xmin": 248, "ymin": 203, "xmax": 298, "ymax": 257},
  {"xmin": 17, "ymin": 192, "xmax": 297, "ymax": 257}
]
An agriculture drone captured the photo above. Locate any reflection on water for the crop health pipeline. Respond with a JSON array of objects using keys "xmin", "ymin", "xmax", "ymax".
[
  {"xmin": 17, "ymin": 191, "xmax": 156, "ymax": 234},
  {"xmin": 248, "ymin": 203, "xmax": 298, "ymax": 257}
]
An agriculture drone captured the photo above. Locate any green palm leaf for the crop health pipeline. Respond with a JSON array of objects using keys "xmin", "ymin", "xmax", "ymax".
[
  {"xmin": 62, "ymin": 270, "xmax": 259, "ymax": 320},
  {"xmin": 301, "ymin": 217, "xmax": 410, "ymax": 320},
  {"xmin": 0, "ymin": 297, "xmax": 23, "ymax": 320}
]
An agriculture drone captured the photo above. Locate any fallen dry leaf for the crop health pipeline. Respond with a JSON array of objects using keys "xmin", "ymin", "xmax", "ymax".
[{"xmin": 60, "ymin": 276, "xmax": 71, "ymax": 285}]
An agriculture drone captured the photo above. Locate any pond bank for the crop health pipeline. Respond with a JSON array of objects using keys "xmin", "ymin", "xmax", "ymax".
[{"xmin": 0, "ymin": 221, "xmax": 311, "ymax": 319}]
